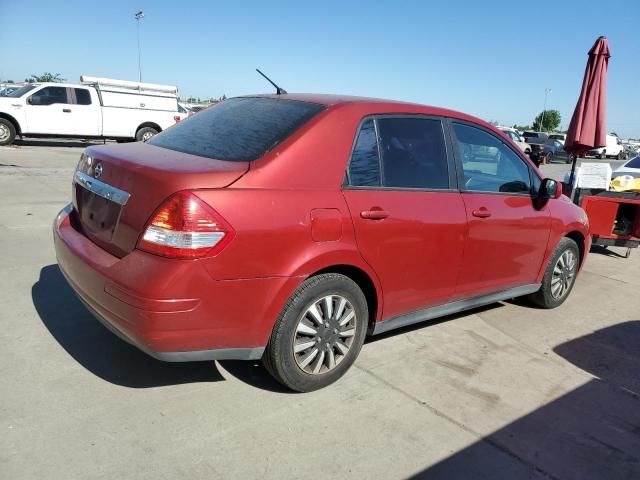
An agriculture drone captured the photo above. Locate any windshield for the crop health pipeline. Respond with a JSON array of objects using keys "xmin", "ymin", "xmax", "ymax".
[
  {"xmin": 6, "ymin": 84, "xmax": 38, "ymax": 98},
  {"xmin": 149, "ymin": 97, "xmax": 326, "ymax": 161}
]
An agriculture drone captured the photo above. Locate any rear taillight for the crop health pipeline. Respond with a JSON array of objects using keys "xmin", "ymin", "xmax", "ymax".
[{"xmin": 137, "ymin": 191, "xmax": 234, "ymax": 259}]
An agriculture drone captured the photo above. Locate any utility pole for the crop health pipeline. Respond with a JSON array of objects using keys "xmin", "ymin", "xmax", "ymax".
[
  {"xmin": 540, "ymin": 88, "xmax": 552, "ymax": 132},
  {"xmin": 135, "ymin": 11, "xmax": 145, "ymax": 83}
]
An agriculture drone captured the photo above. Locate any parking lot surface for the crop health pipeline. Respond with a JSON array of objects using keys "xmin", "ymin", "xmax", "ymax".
[{"xmin": 1, "ymin": 141, "xmax": 638, "ymax": 479}]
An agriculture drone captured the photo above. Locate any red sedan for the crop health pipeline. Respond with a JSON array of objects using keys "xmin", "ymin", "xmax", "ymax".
[{"xmin": 53, "ymin": 94, "xmax": 590, "ymax": 391}]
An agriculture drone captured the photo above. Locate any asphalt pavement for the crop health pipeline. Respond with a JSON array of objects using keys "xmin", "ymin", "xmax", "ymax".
[{"xmin": 1, "ymin": 140, "xmax": 638, "ymax": 480}]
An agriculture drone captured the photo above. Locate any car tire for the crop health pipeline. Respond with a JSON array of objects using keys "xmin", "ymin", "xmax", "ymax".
[
  {"xmin": 617, "ymin": 151, "xmax": 625, "ymax": 160},
  {"xmin": 263, "ymin": 273, "xmax": 368, "ymax": 392},
  {"xmin": 135, "ymin": 127, "xmax": 158, "ymax": 142},
  {"xmin": 0, "ymin": 118, "xmax": 16, "ymax": 146},
  {"xmin": 599, "ymin": 151, "xmax": 606, "ymax": 159},
  {"xmin": 527, "ymin": 237, "xmax": 580, "ymax": 309},
  {"xmin": 546, "ymin": 152, "xmax": 554, "ymax": 164}
]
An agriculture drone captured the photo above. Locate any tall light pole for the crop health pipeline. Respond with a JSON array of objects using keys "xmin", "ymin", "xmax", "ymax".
[
  {"xmin": 134, "ymin": 11, "xmax": 145, "ymax": 83},
  {"xmin": 540, "ymin": 88, "xmax": 552, "ymax": 132}
]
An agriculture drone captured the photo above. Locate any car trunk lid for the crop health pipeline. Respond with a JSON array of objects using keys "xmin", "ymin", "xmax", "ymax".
[{"xmin": 73, "ymin": 142, "xmax": 248, "ymax": 258}]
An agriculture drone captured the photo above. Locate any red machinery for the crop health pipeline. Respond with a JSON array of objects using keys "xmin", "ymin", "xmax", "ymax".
[{"xmin": 574, "ymin": 189, "xmax": 640, "ymax": 257}]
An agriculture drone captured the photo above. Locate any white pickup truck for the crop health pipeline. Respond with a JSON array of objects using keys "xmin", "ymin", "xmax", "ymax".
[{"xmin": 0, "ymin": 76, "xmax": 183, "ymax": 146}]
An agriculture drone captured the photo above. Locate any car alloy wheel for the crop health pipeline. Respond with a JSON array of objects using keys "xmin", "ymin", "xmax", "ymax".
[
  {"xmin": 550, "ymin": 249, "xmax": 577, "ymax": 300},
  {"xmin": 0, "ymin": 123, "xmax": 10, "ymax": 142},
  {"xmin": 293, "ymin": 295, "xmax": 357, "ymax": 374}
]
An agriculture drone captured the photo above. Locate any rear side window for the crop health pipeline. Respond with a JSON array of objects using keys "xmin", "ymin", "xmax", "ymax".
[
  {"xmin": 377, "ymin": 117, "xmax": 449, "ymax": 189},
  {"xmin": 148, "ymin": 97, "xmax": 325, "ymax": 161},
  {"xmin": 348, "ymin": 119, "xmax": 381, "ymax": 187},
  {"xmin": 74, "ymin": 88, "xmax": 92, "ymax": 105}
]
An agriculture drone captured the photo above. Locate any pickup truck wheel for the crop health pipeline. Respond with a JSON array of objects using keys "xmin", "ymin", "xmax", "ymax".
[
  {"xmin": 0, "ymin": 119, "xmax": 16, "ymax": 146},
  {"xmin": 135, "ymin": 127, "xmax": 158, "ymax": 142},
  {"xmin": 263, "ymin": 273, "xmax": 368, "ymax": 392},
  {"xmin": 617, "ymin": 151, "xmax": 625, "ymax": 160},
  {"xmin": 526, "ymin": 237, "xmax": 579, "ymax": 309}
]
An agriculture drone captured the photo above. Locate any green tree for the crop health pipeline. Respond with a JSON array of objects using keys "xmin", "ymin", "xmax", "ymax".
[
  {"xmin": 532, "ymin": 109, "xmax": 561, "ymax": 132},
  {"xmin": 25, "ymin": 72, "xmax": 66, "ymax": 83}
]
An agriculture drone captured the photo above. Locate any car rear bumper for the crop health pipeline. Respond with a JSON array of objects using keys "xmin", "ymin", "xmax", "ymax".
[{"xmin": 53, "ymin": 204, "xmax": 300, "ymax": 362}]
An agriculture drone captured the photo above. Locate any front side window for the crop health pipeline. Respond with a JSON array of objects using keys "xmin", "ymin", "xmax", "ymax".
[
  {"xmin": 377, "ymin": 117, "xmax": 449, "ymax": 189},
  {"xmin": 74, "ymin": 88, "xmax": 92, "ymax": 105},
  {"xmin": 454, "ymin": 123, "xmax": 531, "ymax": 194},
  {"xmin": 348, "ymin": 118, "xmax": 381, "ymax": 187},
  {"xmin": 148, "ymin": 97, "xmax": 325, "ymax": 161},
  {"xmin": 29, "ymin": 86, "xmax": 69, "ymax": 106}
]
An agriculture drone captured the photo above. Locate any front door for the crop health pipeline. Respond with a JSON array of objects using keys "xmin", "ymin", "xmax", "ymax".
[
  {"xmin": 450, "ymin": 121, "xmax": 551, "ymax": 298},
  {"xmin": 342, "ymin": 116, "xmax": 467, "ymax": 320},
  {"xmin": 24, "ymin": 86, "xmax": 75, "ymax": 135}
]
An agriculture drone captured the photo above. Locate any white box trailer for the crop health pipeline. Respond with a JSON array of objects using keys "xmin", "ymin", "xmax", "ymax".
[{"xmin": 0, "ymin": 75, "xmax": 186, "ymax": 145}]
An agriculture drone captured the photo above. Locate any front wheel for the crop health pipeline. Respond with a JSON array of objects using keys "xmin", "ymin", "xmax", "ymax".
[
  {"xmin": 617, "ymin": 151, "xmax": 625, "ymax": 160},
  {"xmin": 527, "ymin": 237, "xmax": 580, "ymax": 309},
  {"xmin": 263, "ymin": 273, "xmax": 368, "ymax": 392},
  {"xmin": 135, "ymin": 126, "xmax": 158, "ymax": 142},
  {"xmin": 599, "ymin": 151, "xmax": 606, "ymax": 159},
  {"xmin": 0, "ymin": 118, "xmax": 16, "ymax": 146}
]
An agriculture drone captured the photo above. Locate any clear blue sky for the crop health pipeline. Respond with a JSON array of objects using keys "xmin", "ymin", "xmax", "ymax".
[{"xmin": 1, "ymin": 0, "xmax": 638, "ymax": 137}]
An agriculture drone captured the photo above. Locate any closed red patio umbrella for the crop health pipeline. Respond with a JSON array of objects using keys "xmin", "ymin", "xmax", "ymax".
[{"xmin": 565, "ymin": 36, "xmax": 611, "ymax": 188}]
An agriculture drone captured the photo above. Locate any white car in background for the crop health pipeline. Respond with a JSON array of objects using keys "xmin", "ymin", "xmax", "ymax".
[
  {"xmin": 498, "ymin": 126, "xmax": 531, "ymax": 155},
  {"xmin": 588, "ymin": 134, "xmax": 625, "ymax": 159},
  {"xmin": 549, "ymin": 133, "xmax": 566, "ymax": 145},
  {"xmin": 612, "ymin": 155, "xmax": 640, "ymax": 179}
]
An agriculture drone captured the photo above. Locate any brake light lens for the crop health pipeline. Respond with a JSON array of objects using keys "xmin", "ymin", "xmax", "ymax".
[{"xmin": 137, "ymin": 191, "xmax": 234, "ymax": 259}]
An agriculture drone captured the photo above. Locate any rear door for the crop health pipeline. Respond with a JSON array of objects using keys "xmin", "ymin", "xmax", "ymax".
[
  {"xmin": 69, "ymin": 87, "xmax": 101, "ymax": 136},
  {"xmin": 342, "ymin": 116, "xmax": 467, "ymax": 320},
  {"xmin": 24, "ymin": 86, "xmax": 75, "ymax": 134},
  {"xmin": 450, "ymin": 121, "xmax": 551, "ymax": 298}
]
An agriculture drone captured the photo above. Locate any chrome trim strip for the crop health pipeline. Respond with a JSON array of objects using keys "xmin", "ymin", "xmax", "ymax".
[
  {"xmin": 74, "ymin": 171, "xmax": 131, "ymax": 206},
  {"xmin": 372, "ymin": 284, "xmax": 541, "ymax": 335}
]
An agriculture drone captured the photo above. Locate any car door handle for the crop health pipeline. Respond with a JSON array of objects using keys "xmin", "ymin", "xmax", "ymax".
[
  {"xmin": 62, "ymin": 108, "xmax": 71, "ymax": 113},
  {"xmin": 360, "ymin": 209, "xmax": 389, "ymax": 220},
  {"xmin": 472, "ymin": 208, "xmax": 492, "ymax": 218}
]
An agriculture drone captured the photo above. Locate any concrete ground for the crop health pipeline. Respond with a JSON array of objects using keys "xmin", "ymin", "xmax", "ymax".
[{"xmin": 1, "ymin": 140, "xmax": 638, "ymax": 480}]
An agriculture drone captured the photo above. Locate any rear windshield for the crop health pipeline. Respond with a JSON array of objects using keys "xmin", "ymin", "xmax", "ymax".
[{"xmin": 148, "ymin": 97, "xmax": 325, "ymax": 161}]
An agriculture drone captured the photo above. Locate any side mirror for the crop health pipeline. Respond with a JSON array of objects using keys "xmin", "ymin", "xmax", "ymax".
[
  {"xmin": 540, "ymin": 178, "xmax": 562, "ymax": 199},
  {"xmin": 27, "ymin": 97, "xmax": 33, "ymax": 105}
]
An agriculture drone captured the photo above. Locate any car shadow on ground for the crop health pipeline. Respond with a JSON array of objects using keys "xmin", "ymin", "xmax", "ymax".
[
  {"xmin": 408, "ymin": 321, "xmax": 640, "ymax": 479},
  {"xmin": 32, "ymin": 264, "xmax": 224, "ymax": 388}
]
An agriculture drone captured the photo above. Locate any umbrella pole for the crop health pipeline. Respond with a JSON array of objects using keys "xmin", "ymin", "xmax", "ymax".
[{"xmin": 568, "ymin": 154, "xmax": 578, "ymax": 200}]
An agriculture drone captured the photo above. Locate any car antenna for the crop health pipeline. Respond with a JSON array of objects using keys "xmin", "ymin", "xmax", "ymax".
[{"xmin": 256, "ymin": 69, "xmax": 287, "ymax": 95}]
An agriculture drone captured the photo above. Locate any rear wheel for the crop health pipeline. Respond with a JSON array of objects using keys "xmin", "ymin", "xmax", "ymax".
[
  {"xmin": 263, "ymin": 273, "xmax": 368, "ymax": 392},
  {"xmin": 135, "ymin": 126, "xmax": 158, "ymax": 142},
  {"xmin": 0, "ymin": 118, "xmax": 16, "ymax": 146},
  {"xmin": 599, "ymin": 151, "xmax": 606, "ymax": 159},
  {"xmin": 545, "ymin": 152, "xmax": 554, "ymax": 164},
  {"xmin": 527, "ymin": 237, "xmax": 580, "ymax": 309}
]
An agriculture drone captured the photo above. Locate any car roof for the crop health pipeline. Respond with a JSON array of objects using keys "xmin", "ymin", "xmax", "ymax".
[{"xmin": 242, "ymin": 93, "xmax": 491, "ymax": 125}]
